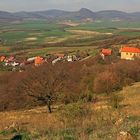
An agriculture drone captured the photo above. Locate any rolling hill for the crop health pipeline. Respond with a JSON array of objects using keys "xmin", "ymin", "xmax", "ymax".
[{"xmin": 0, "ymin": 8, "xmax": 140, "ymax": 23}]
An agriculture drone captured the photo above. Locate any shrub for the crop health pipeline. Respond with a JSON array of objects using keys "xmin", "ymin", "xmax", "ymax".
[
  {"xmin": 108, "ymin": 94, "xmax": 123, "ymax": 109},
  {"xmin": 93, "ymin": 71, "xmax": 121, "ymax": 94},
  {"xmin": 130, "ymin": 126, "xmax": 139, "ymax": 136},
  {"xmin": 58, "ymin": 102, "xmax": 92, "ymax": 126}
]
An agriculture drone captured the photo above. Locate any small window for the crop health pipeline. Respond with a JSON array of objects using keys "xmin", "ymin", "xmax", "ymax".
[
  {"xmin": 130, "ymin": 53, "xmax": 132, "ymax": 55},
  {"xmin": 126, "ymin": 53, "xmax": 128, "ymax": 55}
]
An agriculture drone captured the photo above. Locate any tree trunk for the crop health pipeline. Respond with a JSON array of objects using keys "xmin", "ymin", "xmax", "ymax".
[{"xmin": 47, "ymin": 100, "xmax": 52, "ymax": 113}]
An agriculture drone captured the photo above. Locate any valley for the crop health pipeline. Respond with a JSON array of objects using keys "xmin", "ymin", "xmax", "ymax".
[{"xmin": 0, "ymin": 8, "xmax": 140, "ymax": 140}]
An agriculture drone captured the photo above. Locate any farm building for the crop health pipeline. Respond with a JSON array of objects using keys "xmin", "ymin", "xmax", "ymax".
[
  {"xmin": 100, "ymin": 48, "xmax": 112, "ymax": 59},
  {"xmin": 120, "ymin": 45, "xmax": 140, "ymax": 60},
  {"xmin": 101, "ymin": 49, "xmax": 112, "ymax": 56}
]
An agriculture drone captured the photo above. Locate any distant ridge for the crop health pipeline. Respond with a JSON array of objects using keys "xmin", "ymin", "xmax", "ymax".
[{"xmin": 0, "ymin": 8, "xmax": 140, "ymax": 23}]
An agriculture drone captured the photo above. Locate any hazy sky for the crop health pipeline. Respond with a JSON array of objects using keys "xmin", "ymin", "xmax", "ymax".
[{"xmin": 0, "ymin": 0, "xmax": 140, "ymax": 12}]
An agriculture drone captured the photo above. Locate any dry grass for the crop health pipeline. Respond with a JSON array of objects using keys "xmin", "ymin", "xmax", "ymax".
[
  {"xmin": 0, "ymin": 106, "xmax": 60, "ymax": 131},
  {"xmin": 0, "ymin": 83, "xmax": 140, "ymax": 139},
  {"xmin": 119, "ymin": 82, "xmax": 140, "ymax": 116}
]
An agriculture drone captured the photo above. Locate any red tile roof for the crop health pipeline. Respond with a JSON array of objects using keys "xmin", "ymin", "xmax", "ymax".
[
  {"xmin": 101, "ymin": 49, "xmax": 112, "ymax": 56},
  {"xmin": 35, "ymin": 56, "xmax": 44, "ymax": 65},
  {"xmin": 0, "ymin": 56, "xmax": 6, "ymax": 62},
  {"xmin": 8, "ymin": 56, "xmax": 15, "ymax": 62},
  {"xmin": 121, "ymin": 46, "xmax": 140, "ymax": 53}
]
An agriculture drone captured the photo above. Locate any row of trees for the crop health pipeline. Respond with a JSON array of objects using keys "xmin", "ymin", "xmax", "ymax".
[{"xmin": 0, "ymin": 57, "xmax": 140, "ymax": 112}]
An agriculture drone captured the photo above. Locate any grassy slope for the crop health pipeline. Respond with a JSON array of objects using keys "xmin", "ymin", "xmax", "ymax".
[
  {"xmin": 0, "ymin": 82, "xmax": 140, "ymax": 139},
  {"xmin": 119, "ymin": 83, "xmax": 140, "ymax": 116}
]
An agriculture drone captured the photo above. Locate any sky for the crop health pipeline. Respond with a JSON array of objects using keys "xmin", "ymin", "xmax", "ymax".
[{"xmin": 0, "ymin": 0, "xmax": 140, "ymax": 12}]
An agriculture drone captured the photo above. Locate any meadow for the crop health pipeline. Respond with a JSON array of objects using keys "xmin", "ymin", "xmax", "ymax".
[{"xmin": 0, "ymin": 20, "xmax": 140, "ymax": 56}]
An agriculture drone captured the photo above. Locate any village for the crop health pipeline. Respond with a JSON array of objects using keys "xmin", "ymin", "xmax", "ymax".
[
  {"xmin": 0, "ymin": 45, "xmax": 140, "ymax": 72},
  {"xmin": 0, "ymin": 51, "xmax": 88, "ymax": 72},
  {"xmin": 1, "ymin": 0, "xmax": 140, "ymax": 139}
]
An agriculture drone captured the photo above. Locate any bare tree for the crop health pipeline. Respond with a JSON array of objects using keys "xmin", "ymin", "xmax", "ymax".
[{"xmin": 18, "ymin": 64, "xmax": 66, "ymax": 113}]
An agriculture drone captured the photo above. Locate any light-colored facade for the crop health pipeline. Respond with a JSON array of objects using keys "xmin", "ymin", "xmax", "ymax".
[
  {"xmin": 120, "ymin": 46, "xmax": 140, "ymax": 60},
  {"xmin": 121, "ymin": 52, "xmax": 140, "ymax": 60}
]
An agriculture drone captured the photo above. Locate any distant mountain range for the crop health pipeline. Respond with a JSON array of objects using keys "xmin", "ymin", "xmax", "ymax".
[{"xmin": 0, "ymin": 8, "xmax": 140, "ymax": 23}]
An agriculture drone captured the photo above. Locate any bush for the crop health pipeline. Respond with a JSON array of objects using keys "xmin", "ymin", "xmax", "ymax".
[
  {"xmin": 58, "ymin": 102, "xmax": 92, "ymax": 126},
  {"xmin": 93, "ymin": 71, "xmax": 121, "ymax": 94},
  {"xmin": 108, "ymin": 94, "xmax": 123, "ymax": 109},
  {"xmin": 130, "ymin": 126, "xmax": 139, "ymax": 136},
  {"xmin": 61, "ymin": 102, "xmax": 90, "ymax": 119}
]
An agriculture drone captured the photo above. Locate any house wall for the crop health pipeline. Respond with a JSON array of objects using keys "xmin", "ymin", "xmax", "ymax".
[{"xmin": 121, "ymin": 52, "xmax": 140, "ymax": 60}]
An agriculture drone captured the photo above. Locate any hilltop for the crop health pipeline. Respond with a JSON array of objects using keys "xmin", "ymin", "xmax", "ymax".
[{"xmin": 1, "ymin": 8, "xmax": 140, "ymax": 23}]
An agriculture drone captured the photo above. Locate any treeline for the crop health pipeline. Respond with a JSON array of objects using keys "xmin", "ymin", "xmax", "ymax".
[{"xmin": 0, "ymin": 57, "xmax": 140, "ymax": 112}]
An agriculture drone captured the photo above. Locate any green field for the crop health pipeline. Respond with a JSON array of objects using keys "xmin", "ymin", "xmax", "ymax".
[
  {"xmin": 0, "ymin": 20, "xmax": 140, "ymax": 56},
  {"xmin": 0, "ymin": 21, "xmax": 71, "ymax": 46},
  {"xmin": 70, "ymin": 20, "xmax": 140, "ymax": 30}
]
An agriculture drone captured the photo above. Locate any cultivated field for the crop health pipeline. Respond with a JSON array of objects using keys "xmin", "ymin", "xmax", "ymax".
[{"xmin": 0, "ymin": 20, "xmax": 140, "ymax": 57}]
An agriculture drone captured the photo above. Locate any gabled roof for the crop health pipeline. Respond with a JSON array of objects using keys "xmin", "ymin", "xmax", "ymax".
[
  {"xmin": 8, "ymin": 56, "xmax": 15, "ymax": 61},
  {"xmin": 0, "ymin": 56, "xmax": 6, "ymax": 61},
  {"xmin": 101, "ymin": 49, "xmax": 112, "ymax": 55},
  {"xmin": 121, "ymin": 46, "xmax": 140, "ymax": 53},
  {"xmin": 35, "ymin": 56, "xmax": 44, "ymax": 65}
]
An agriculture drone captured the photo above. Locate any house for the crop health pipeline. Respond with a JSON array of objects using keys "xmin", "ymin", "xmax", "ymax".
[
  {"xmin": 55, "ymin": 54, "xmax": 65, "ymax": 58},
  {"xmin": 34, "ymin": 56, "xmax": 44, "ymax": 66},
  {"xmin": 120, "ymin": 46, "xmax": 140, "ymax": 60},
  {"xmin": 4, "ymin": 56, "xmax": 15, "ymax": 63},
  {"xmin": 100, "ymin": 49, "xmax": 112, "ymax": 59},
  {"xmin": 52, "ymin": 57, "xmax": 61, "ymax": 65},
  {"xmin": 66, "ymin": 55, "xmax": 78, "ymax": 62},
  {"xmin": 8, "ymin": 56, "xmax": 15, "ymax": 62},
  {"xmin": 101, "ymin": 49, "xmax": 112, "ymax": 56},
  {"xmin": 27, "ymin": 57, "xmax": 37, "ymax": 62},
  {"xmin": 0, "ymin": 56, "xmax": 6, "ymax": 62},
  {"xmin": 67, "ymin": 55, "xmax": 73, "ymax": 62}
]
